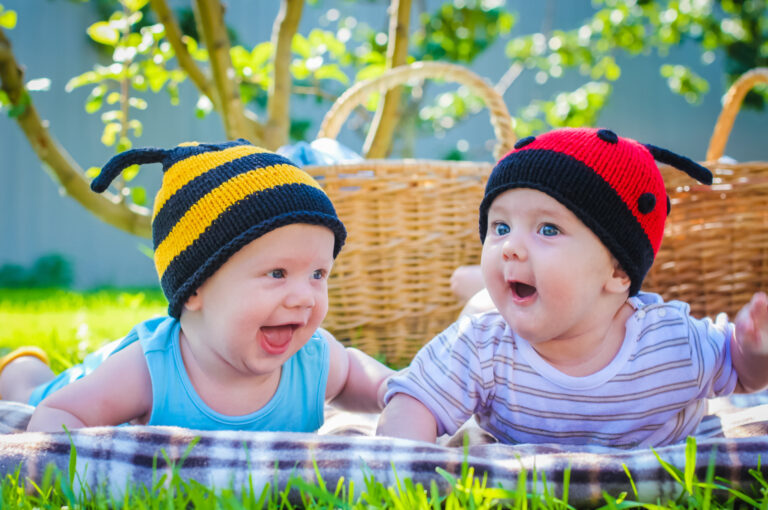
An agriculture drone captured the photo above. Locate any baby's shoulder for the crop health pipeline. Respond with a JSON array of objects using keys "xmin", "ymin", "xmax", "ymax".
[
  {"xmin": 631, "ymin": 291, "xmax": 692, "ymax": 323},
  {"xmin": 628, "ymin": 292, "xmax": 717, "ymax": 353},
  {"xmin": 435, "ymin": 310, "xmax": 515, "ymax": 357}
]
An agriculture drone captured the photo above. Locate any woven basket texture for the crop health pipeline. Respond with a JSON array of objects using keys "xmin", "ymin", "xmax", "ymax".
[{"xmin": 646, "ymin": 68, "xmax": 768, "ymax": 319}]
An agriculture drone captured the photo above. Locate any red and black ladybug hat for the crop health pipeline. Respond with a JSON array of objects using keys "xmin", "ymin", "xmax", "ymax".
[{"xmin": 479, "ymin": 127, "xmax": 712, "ymax": 296}]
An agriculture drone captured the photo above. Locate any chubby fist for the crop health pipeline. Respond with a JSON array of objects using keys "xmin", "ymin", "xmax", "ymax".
[{"xmin": 735, "ymin": 292, "xmax": 768, "ymax": 355}]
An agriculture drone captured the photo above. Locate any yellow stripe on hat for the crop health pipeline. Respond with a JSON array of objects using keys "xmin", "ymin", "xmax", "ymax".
[
  {"xmin": 152, "ymin": 144, "xmax": 269, "ymax": 219},
  {"xmin": 154, "ymin": 164, "xmax": 324, "ymax": 277}
]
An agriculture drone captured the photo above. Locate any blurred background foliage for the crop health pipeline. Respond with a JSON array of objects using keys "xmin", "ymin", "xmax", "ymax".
[{"xmin": 0, "ymin": 0, "xmax": 766, "ymax": 236}]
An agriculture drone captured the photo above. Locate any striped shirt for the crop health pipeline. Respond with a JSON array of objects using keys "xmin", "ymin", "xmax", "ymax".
[{"xmin": 385, "ymin": 292, "xmax": 737, "ymax": 448}]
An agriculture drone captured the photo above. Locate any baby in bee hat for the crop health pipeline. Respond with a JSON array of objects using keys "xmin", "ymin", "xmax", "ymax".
[{"xmin": 1, "ymin": 139, "xmax": 392, "ymax": 432}]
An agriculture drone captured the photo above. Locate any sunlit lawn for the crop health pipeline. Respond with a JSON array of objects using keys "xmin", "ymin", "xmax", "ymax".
[{"xmin": 0, "ymin": 288, "xmax": 166, "ymax": 371}]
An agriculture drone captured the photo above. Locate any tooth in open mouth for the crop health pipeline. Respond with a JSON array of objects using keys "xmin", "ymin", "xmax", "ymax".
[{"xmin": 512, "ymin": 282, "xmax": 536, "ymax": 298}]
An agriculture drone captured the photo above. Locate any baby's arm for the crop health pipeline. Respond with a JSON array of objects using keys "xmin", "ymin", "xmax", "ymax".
[
  {"xmin": 732, "ymin": 292, "xmax": 768, "ymax": 393},
  {"xmin": 450, "ymin": 265, "xmax": 485, "ymax": 303},
  {"xmin": 376, "ymin": 393, "xmax": 437, "ymax": 442},
  {"xmin": 323, "ymin": 329, "xmax": 394, "ymax": 413},
  {"xmin": 27, "ymin": 342, "xmax": 152, "ymax": 432}
]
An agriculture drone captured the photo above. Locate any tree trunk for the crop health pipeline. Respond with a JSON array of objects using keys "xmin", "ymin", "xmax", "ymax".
[
  {"xmin": 0, "ymin": 27, "xmax": 151, "ymax": 238},
  {"xmin": 193, "ymin": 0, "xmax": 253, "ymax": 141},
  {"xmin": 265, "ymin": 0, "xmax": 304, "ymax": 150},
  {"xmin": 363, "ymin": 0, "xmax": 412, "ymax": 158}
]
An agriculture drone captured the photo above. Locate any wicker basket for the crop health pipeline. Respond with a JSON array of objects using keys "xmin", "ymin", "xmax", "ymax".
[
  {"xmin": 644, "ymin": 68, "xmax": 768, "ymax": 319},
  {"xmin": 304, "ymin": 62, "xmax": 515, "ymax": 364}
]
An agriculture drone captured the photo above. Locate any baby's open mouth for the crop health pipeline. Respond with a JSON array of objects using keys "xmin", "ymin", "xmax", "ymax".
[
  {"xmin": 510, "ymin": 281, "xmax": 537, "ymax": 299},
  {"xmin": 260, "ymin": 324, "xmax": 299, "ymax": 353}
]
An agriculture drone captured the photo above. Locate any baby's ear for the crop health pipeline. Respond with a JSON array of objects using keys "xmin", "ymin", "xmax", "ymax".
[
  {"xmin": 184, "ymin": 290, "xmax": 203, "ymax": 312},
  {"xmin": 605, "ymin": 260, "xmax": 631, "ymax": 294}
]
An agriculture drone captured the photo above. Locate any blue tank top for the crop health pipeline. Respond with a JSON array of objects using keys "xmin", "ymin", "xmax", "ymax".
[{"xmin": 29, "ymin": 317, "xmax": 329, "ymax": 432}]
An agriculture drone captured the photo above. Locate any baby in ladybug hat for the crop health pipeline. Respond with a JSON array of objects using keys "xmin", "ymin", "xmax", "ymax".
[{"xmin": 377, "ymin": 127, "xmax": 768, "ymax": 448}]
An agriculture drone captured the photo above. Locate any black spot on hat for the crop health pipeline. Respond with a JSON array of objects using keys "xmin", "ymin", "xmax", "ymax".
[
  {"xmin": 638, "ymin": 192, "xmax": 656, "ymax": 214},
  {"xmin": 514, "ymin": 136, "xmax": 536, "ymax": 149},
  {"xmin": 597, "ymin": 129, "xmax": 618, "ymax": 144}
]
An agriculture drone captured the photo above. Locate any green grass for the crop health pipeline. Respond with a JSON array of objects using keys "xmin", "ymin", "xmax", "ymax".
[
  {"xmin": 1, "ymin": 436, "xmax": 766, "ymax": 509},
  {"xmin": 0, "ymin": 287, "xmax": 166, "ymax": 371},
  {"xmin": 1, "ymin": 288, "xmax": 767, "ymax": 509}
]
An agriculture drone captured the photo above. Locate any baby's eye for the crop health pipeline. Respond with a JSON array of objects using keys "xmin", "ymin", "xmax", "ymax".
[
  {"xmin": 538, "ymin": 224, "xmax": 560, "ymax": 237},
  {"xmin": 493, "ymin": 222, "xmax": 510, "ymax": 236},
  {"xmin": 312, "ymin": 269, "xmax": 326, "ymax": 280},
  {"xmin": 268, "ymin": 269, "xmax": 286, "ymax": 279}
]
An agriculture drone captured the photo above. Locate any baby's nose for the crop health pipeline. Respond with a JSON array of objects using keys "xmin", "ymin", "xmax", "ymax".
[
  {"xmin": 285, "ymin": 281, "xmax": 316, "ymax": 308},
  {"xmin": 501, "ymin": 233, "xmax": 528, "ymax": 261}
]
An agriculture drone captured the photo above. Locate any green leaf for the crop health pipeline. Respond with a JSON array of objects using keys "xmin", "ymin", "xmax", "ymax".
[
  {"xmin": 116, "ymin": 136, "xmax": 132, "ymax": 153},
  {"xmin": 122, "ymin": 164, "xmax": 140, "ymax": 182},
  {"xmin": 0, "ymin": 9, "xmax": 17, "ymax": 29},
  {"xmin": 292, "ymin": 33, "xmax": 312, "ymax": 59},
  {"xmin": 143, "ymin": 61, "xmax": 169, "ymax": 92},
  {"xmin": 185, "ymin": 37, "xmax": 208, "ymax": 61},
  {"xmin": 167, "ymin": 81, "xmax": 179, "ymax": 105},
  {"xmin": 355, "ymin": 64, "xmax": 386, "ymax": 82},
  {"xmin": 683, "ymin": 436, "xmax": 696, "ymax": 495},
  {"xmin": 85, "ymin": 94, "xmax": 104, "ymax": 113},
  {"xmin": 85, "ymin": 166, "xmax": 101, "ymax": 178},
  {"xmin": 7, "ymin": 90, "xmax": 29, "ymax": 118},
  {"xmin": 290, "ymin": 60, "xmax": 310, "ymax": 80},
  {"xmin": 106, "ymin": 91, "xmax": 121, "ymax": 105},
  {"xmin": 314, "ymin": 64, "xmax": 349, "ymax": 85},
  {"xmin": 87, "ymin": 21, "xmax": 120, "ymax": 46},
  {"xmin": 65, "ymin": 71, "xmax": 100, "ymax": 92},
  {"xmin": 123, "ymin": 0, "xmax": 149, "ymax": 11},
  {"xmin": 128, "ymin": 119, "xmax": 142, "ymax": 137},
  {"xmin": 250, "ymin": 42, "xmax": 273, "ymax": 68},
  {"xmin": 364, "ymin": 91, "xmax": 382, "ymax": 112},
  {"xmin": 101, "ymin": 122, "xmax": 120, "ymax": 146},
  {"xmin": 131, "ymin": 186, "xmax": 147, "ymax": 206},
  {"xmin": 230, "ymin": 45, "xmax": 251, "ymax": 69},
  {"xmin": 308, "ymin": 29, "xmax": 346, "ymax": 58}
]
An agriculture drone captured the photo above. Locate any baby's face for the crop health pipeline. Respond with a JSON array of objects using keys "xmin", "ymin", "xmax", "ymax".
[
  {"xmin": 481, "ymin": 188, "xmax": 619, "ymax": 345},
  {"xmin": 188, "ymin": 223, "xmax": 335, "ymax": 377}
]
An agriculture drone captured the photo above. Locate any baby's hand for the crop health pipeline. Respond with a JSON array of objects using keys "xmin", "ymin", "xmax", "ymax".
[
  {"xmin": 449, "ymin": 265, "xmax": 484, "ymax": 302},
  {"xmin": 735, "ymin": 292, "xmax": 768, "ymax": 355}
]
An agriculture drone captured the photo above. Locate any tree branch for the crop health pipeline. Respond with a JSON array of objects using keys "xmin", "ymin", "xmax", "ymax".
[
  {"xmin": 148, "ymin": 0, "xmax": 220, "ymax": 111},
  {"xmin": 0, "ymin": 27, "xmax": 151, "ymax": 238},
  {"xmin": 363, "ymin": 0, "xmax": 412, "ymax": 158},
  {"xmin": 265, "ymin": 0, "xmax": 303, "ymax": 150},
  {"xmin": 193, "ymin": 0, "xmax": 253, "ymax": 141}
]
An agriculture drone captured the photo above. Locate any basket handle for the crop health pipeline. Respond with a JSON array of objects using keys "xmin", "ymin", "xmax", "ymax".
[
  {"xmin": 706, "ymin": 67, "xmax": 768, "ymax": 161},
  {"xmin": 317, "ymin": 61, "xmax": 516, "ymax": 160}
]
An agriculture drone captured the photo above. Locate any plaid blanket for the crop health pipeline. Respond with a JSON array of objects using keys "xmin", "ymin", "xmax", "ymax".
[{"xmin": 0, "ymin": 393, "xmax": 766, "ymax": 506}]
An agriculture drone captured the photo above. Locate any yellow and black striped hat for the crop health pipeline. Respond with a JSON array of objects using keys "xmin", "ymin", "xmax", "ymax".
[{"xmin": 91, "ymin": 139, "xmax": 346, "ymax": 318}]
